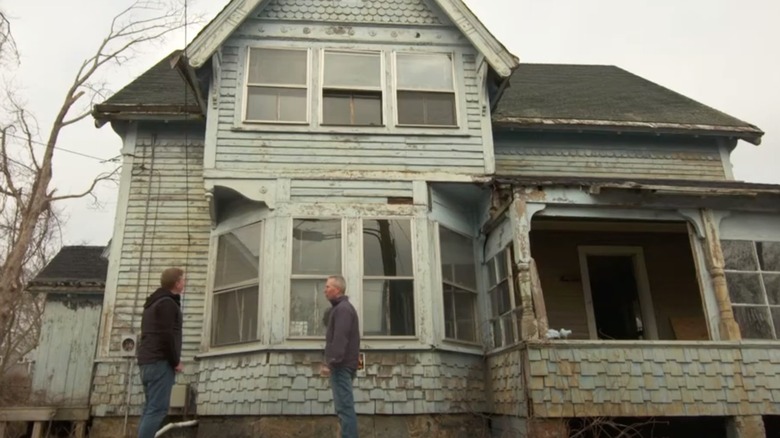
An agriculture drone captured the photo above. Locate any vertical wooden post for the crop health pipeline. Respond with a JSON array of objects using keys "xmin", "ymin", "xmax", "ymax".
[
  {"xmin": 700, "ymin": 209, "xmax": 741, "ymax": 340},
  {"xmin": 74, "ymin": 421, "xmax": 87, "ymax": 438},
  {"xmin": 30, "ymin": 421, "xmax": 43, "ymax": 438},
  {"xmin": 0, "ymin": 421, "xmax": 7, "ymax": 438},
  {"xmin": 509, "ymin": 190, "xmax": 548, "ymax": 340}
]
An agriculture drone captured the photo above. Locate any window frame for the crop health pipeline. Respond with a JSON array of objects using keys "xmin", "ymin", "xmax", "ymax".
[
  {"xmin": 360, "ymin": 217, "xmax": 417, "ymax": 339},
  {"xmin": 486, "ymin": 246, "xmax": 520, "ymax": 350},
  {"xmin": 392, "ymin": 51, "xmax": 459, "ymax": 128},
  {"xmin": 209, "ymin": 220, "xmax": 264, "ymax": 348},
  {"xmin": 437, "ymin": 224, "xmax": 479, "ymax": 344},
  {"xmin": 722, "ymin": 239, "xmax": 780, "ymax": 340},
  {"xmin": 287, "ymin": 217, "xmax": 345, "ymax": 339},
  {"xmin": 242, "ymin": 46, "xmax": 311, "ymax": 124},
  {"xmin": 319, "ymin": 49, "xmax": 385, "ymax": 127}
]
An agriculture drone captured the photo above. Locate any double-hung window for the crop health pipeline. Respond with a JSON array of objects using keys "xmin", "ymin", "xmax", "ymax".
[
  {"xmin": 289, "ymin": 219, "xmax": 342, "ymax": 337},
  {"xmin": 439, "ymin": 227, "xmax": 478, "ymax": 343},
  {"xmin": 396, "ymin": 52, "xmax": 457, "ymax": 126},
  {"xmin": 245, "ymin": 48, "xmax": 308, "ymax": 123},
  {"xmin": 322, "ymin": 50, "xmax": 383, "ymax": 126},
  {"xmin": 211, "ymin": 222, "xmax": 262, "ymax": 346},
  {"xmin": 722, "ymin": 240, "xmax": 780, "ymax": 339},
  {"xmin": 487, "ymin": 247, "xmax": 519, "ymax": 348},
  {"xmin": 363, "ymin": 219, "xmax": 415, "ymax": 336}
]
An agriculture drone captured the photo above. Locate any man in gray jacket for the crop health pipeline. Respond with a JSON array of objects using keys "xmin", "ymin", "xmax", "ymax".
[{"xmin": 320, "ymin": 275, "xmax": 360, "ymax": 438}]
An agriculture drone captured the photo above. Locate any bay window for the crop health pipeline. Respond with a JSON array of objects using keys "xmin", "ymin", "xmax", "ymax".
[
  {"xmin": 289, "ymin": 219, "xmax": 342, "ymax": 337},
  {"xmin": 363, "ymin": 219, "xmax": 415, "ymax": 336},
  {"xmin": 439, "ymin": 226, "xmax": 478, "ymax": 342},
  {"xmin": 211, "ymin": 222, "xmax": 262, "ymax": 346}
]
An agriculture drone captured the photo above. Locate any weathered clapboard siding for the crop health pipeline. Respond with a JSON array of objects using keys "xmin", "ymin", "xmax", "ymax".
[
  {"xmin": 526, "ymin": 342, "xmax": 780, "ymax": 417},
  {"xmin": 290, "ymin": 179, "xmax": 414, "ymax": 204},
  {"xmin": 31, "ymin": 294, "xmax": 102, "ymax": 405},
  {"xmin": 92, "ymin": 124, "xmax": 210, "ymax": 415},
  {"xmin": 196, "ymin": 351, "xmax": 485, "ymax": 415},
  {"xmin": 495, "ymin": 133, "xmax": 728, "ymax": 180},
  {"xmin": 208, "ymin": 0, "xmax": 488, "ymax": 178}
]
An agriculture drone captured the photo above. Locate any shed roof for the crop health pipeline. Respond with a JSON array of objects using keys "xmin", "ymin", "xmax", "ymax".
[{"xmin": 493, "ymin": 63, "xmax": 764, "ymax": 144}]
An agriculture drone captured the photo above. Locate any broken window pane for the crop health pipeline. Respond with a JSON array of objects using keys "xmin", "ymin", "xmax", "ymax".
[
  {"xmin": 363, "ymin": 279, "xmax": 415, "ymax": 336},
  {"xmin": 363, "ymin": 219, "xmax": 413, "ymax": 277},
  {"xmin": 289, "ymin": 279, "xmax": 330, "ymax": 337},
  {"xmin": 733, "ymin": 306, "xmax": 774, "ymax": 339},
  {"xmin": 764, "ymin": 274, "xmax": 780, "ymax": 305},
  {"xmin": 757, "ymin": 241, "xmax": 780, "ymax": 272},
  {"xmin": 214, "ymin": 222, "xmax": 261, "ymax": 289},
  {"xmin": 721, "ymin": 240, "xmax": 758, "ymax": 271},
  {"xmin": 726, "ymin": 272, "xmax": 763, "ymax": 304},
  {"xmin": 439, "ymin": 227, "xmax": 477, "ymax": 289},
  {"xmin": 212, "ymin": 285, "xmax": 258, "ymax": 346},
  {"xmin": 292, "ymin": 219, "xmax": 341, "ymax": 275}
]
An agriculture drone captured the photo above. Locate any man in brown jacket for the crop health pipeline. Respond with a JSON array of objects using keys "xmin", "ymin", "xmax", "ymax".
[{"xmin": 136, "ymin": 268, "xmax": 185, "ymax": 438}]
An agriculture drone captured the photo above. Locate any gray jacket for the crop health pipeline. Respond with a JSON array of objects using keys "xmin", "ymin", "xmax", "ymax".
[{"xmin": 325, "ymin": 295, "xmax": 360, "ymax": 370}]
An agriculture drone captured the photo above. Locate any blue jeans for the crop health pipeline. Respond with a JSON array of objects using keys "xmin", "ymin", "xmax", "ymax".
[
  {"xmin": 330, "ymin": 367, "xmax": 358, "ymax": 438},
  {"xmin": 138, "ymin": 361, "xmax": 175, "ymax": 438}
]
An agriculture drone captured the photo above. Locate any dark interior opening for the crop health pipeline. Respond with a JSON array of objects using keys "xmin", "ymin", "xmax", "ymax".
[
  {"xmin": 568, "ymin": 416, "xmax": 727, "ymax": 438},
  {"xmin": 588, "ymin": 255, "xmax": 643, "ymax": 340}
]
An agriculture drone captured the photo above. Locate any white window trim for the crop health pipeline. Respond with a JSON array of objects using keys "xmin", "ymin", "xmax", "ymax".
[
  {"xmin": 207, "ymin": 220, "xmax": 265, "ymax": 348},
  {"xmin": 242, "ymin": 46, "xmax": 312, "ymax": 125},
  {"xmin": 319, "ymin": 49, "xmax": 386, "ymax": 127},
  {"xmin": 436, "ymin": 223, "xmax": 480, "ymax": 345},
  {"xmin": 486, "ymin": 246, "xmax": 519, "ymax": 349},
  {"xmin": 359, "ymin": 217, "xmax": 418, "ymax": 339},
  {"xmin": 392, "ymin": 50, "xmax": 460, "ymax": 129},
  {"xmin": 577, "ymin": 246, "xmax": 659, "ymax": 340},
  {"xmin": 286, "ymin": 217, "xmax": 345, "ymax": 340}
]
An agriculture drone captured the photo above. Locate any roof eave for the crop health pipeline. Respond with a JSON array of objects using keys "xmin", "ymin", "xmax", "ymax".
[
  {"xmin": 92, "ymin": 104, "xmax": 204, "ymax": 126},
  {"xmin": 492, "ymin": 117, "xmax": 765, "ymax": 145}
]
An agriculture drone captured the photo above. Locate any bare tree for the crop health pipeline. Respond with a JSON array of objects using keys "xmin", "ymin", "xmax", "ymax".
[
  {"xmin": 0, "ymin": 0, "xmax": 187, "ymax": 382},
  {"xmin": 0, "ymin": 9, "xmax": 19, "ymax": 64}
]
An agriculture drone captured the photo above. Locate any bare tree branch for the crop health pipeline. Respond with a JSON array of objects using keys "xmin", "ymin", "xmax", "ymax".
[{"xmin": 50, "ymin": 167, "xmax": 120, "ymax": 202}]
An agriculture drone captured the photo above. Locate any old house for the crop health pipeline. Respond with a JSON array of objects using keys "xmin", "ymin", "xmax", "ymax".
[
  {"xmin": 87, "ymin": 0, "xmax": 780, "ymax": 437},
  {"xmin": 0, "ymin": 246, "xmax": 107, "ymax": 437}
]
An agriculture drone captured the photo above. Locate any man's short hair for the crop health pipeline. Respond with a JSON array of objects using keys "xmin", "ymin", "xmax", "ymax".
[
  {"xmin": 328, "ymin": 275, "xmax": 347, "ymax": 294},
  {"xmin": 160, "ymin": 268, "xmax": 184, "ymax": 290}
]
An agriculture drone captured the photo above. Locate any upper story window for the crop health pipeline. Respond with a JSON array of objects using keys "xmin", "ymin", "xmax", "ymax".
[
  {"xmin": 289, "ymin": 219, "xmax": 342, "ymax": 337},
  {"xmin": 363, "ymin": 219, "xmax": 415, "ymax": 336},
  {"xmin": 439, "ymin": 226, "xmax": 478, "ymax": 343},
  {"xmin": 211, "ymin": 222, "xmax": 262, "ymax": 346},
  {"xmin": 245, "ymin": 48, "xmax": 308, "ymax": 123},
  {"xmin": 322, "ymin": 51, "xmax": 383, "ymax": 126},
  {"xmin": 722, "ymin": 240, "xmax": 780, "ymax": 339},
  {"xmin": 396, "ymin": 52, "xmax": 456, "ymax": 127}
]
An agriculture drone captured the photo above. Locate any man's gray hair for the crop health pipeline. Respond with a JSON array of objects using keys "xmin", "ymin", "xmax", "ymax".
[{"xmin": 328, "ymin": 275, "xmax": 347, "ymax": 294}]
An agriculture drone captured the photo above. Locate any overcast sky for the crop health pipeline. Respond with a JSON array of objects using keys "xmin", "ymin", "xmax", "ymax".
[{"xmin": 3, "ymin": 0, "xmax": 779, "ymax": 247}]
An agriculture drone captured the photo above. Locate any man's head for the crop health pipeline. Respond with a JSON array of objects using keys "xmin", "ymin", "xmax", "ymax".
[
  {"xmin": 324, "ymin": 275, "xmax": 346, "ymax": 301},
  {"xmin": 161, "ymin": 268, "xmax": 185, "ymax": 294}
]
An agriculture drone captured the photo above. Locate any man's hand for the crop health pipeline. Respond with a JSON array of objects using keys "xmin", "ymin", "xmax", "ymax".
[
  {"xmin": 175, "ymin": 362, "xmax": 184, "ymax": 373},
  {"xmin": 319, "ymin": 363, "xmax": 331, "ymax": 378}
]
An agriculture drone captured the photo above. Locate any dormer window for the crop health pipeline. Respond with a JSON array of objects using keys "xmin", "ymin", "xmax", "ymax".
[
  {"xmin": 322, "ymin": 50, "xmax": 383, "ymax": 126},
  {"xmin": 395, "ymin": 52, "xmax": 457, "ymax": 127},
  {"xmin": 245, "ymin": 48, "xmax": 309, "ymax": 123}
]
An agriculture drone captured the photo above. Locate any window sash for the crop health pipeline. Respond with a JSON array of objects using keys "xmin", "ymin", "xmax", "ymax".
[
  {"xmin": 245, "ymin": 48, "xmax": 309, "ymax": 123},
  {"xmin": 322, "ymin": 90, "xmax": 383, "ymax": 126},
  {"xmin": 443, "ymin": 284, "xmax": 477, "ymax": 342},
  {"xmin": 211, "ymin": 284, "xmax": 259, "ymax": 346}
]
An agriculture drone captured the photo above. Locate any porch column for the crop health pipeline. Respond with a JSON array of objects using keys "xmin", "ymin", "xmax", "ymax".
[
  {"xmin": 727, "ymin": 415, "xmax": 765, "ymax": 438},
  {"xmin": 509, "ymin": 189, "xmax": 548, "ymax": 340},
  {"xmin": 700, "ymin": 209, "xmax": 741, "ymax": 340}
]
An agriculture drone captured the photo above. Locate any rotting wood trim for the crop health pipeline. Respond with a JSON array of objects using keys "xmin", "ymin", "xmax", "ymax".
[
  {"xmin": 492, "ymin": 117, "xmax": 764, "ymax": 145},
  {"xmin": 0, "ymin": 407, "xmax": 56, "ymax": 422},
  {"xmin": 700, "ymin": 209, "xmax": 741, "ymax": 341}
]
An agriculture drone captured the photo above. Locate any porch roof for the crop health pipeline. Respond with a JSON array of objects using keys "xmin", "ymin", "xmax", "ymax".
[{"xmin": 492, "ymin": 64, "xmax": 764, "ymax": 145}]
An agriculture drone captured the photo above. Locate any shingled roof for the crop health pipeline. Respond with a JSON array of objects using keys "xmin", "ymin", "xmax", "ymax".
[
  {"xmin": 27, "ymin": 246, "xmax": 109, "ymax": 293},
  {"xmin": 493, "ymin": 64, "xmax": 764, "ymax": 145},
  {"xmin": 92, "ymin": 51, "xmax": 202, "ymax": 124}
]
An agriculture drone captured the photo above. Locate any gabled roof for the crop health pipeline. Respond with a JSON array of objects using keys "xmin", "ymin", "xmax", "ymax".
[
  {"xmin": 92, "ymin": 51, "xmax": 202, "ymax": 124},
  {"xmin": 27, "ymin": 246, "xmax": 109, "ymax": 293},
  {"xmin": 493, "ymin": 64, "xmax": 764, "ymax": 145},
  {"xmin": 185, "ymin": 0, "xmax": 518, "ymax": 76}
]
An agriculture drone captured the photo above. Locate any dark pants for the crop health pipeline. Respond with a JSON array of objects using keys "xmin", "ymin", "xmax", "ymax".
[
  {"xmin": 330, "ymin": 367, "xmax": 358, "ymax": 438},
  {"xmin": 138, "ymin": 361, "xmax": 175, "ymax": 438}
]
